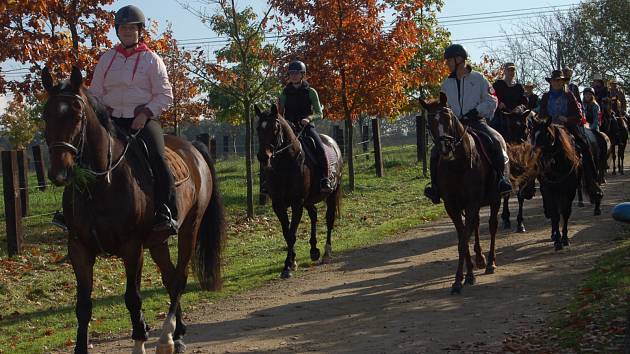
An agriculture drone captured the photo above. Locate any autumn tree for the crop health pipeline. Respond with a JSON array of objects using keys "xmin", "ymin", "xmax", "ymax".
[
  {"xmin": 270, "ymin": 0, "xmax": 442, "ymax": 190},
  {"xmin": 148, "ymin": 25, "xmax": 207, "ymax": 135},
  {"xmin": 179, "ymin": 0, "xmax": 282, "ymax": 218},
  {"xmin": 0, "ymin": 98, "xmax": 42, "ymax": 150},
  {"xmin": 0, "ymin": 0, "xmax": 114, "ymax": 98}
]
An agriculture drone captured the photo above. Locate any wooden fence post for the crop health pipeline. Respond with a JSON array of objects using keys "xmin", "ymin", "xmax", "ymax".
[
  {"xmin": 32, "ymin": 145, "xmax": 47, "ymax": 191},
  {"xmin": 223, "ymin": 135, "xmax": 229, "ymax": 158},
  {"xmin": 372, "ymin": 118, "xmax": 384, "ymax": 177},
  {"xmin": 2, "ymin": 151, "xmax": 24, "ymax": 256},
  {"xmin": 16, "ymin": 150, "xmax": 28, "ymax": 217},
  {"xmin": 209, "ymin": 137, "xmax": 217, "ymax": 161},
  {"xmin": 421, "ymin": 110, "xmax": 428, "ymax": 177},
  {"xmin": 334, "ymin": 125, "xmax": 345, "ymax": 156}
]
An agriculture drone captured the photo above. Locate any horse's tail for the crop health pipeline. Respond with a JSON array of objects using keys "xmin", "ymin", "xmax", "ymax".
[{"xmin": 192, "ymin": 141, "xmax": 227, "ymax": 291}]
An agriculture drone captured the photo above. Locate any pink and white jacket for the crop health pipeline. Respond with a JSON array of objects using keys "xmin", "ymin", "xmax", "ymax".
[{"xmin": 89, "ymin": 43, "xmax": 173, "ymax": 119}]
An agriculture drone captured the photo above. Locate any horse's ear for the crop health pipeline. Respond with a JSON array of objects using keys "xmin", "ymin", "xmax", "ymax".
[
  {"xmin": 439, "ymin": 92, "xmax": 448, "ymax": 107},
  {"xmin": 270, "ymin": 102, "xmax": 278, "ymax": 117},
  {"xmin": 254, "ymin": 104, "xmax": 262, "ymax": 117},
  {"xmin": 70, "ymin": 66, "xmax": 83, "ymax": 91},
  {"xmin": 42, "ymin": 67, "xmax": 54, "ymax": 93}
]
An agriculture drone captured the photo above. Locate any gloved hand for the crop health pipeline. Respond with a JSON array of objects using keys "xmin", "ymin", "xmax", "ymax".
[{"xmin": 463, "ymin": 108, "xmax": 479, "ymax": 120}]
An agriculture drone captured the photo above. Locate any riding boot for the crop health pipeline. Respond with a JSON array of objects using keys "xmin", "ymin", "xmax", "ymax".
[
  {"xmin": 494, "ymin": 147, "xmax": 513, "ymax": 197},
  {"xmin": 424, "ymin": 146, "xmax": 441, "ymax": 204}
]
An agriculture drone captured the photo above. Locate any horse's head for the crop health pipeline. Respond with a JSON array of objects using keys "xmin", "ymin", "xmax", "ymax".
[
  {"xmin": 41, "ymin": 66, "xmax": 90, "ymax": 186},
  {"xmin": 531, "ymin": 116, "xmax": 554, "ymax": 151},
  {"xmin": 419, "ymin": 92, "xmax": 462, "ymax": 158},
  {"xmin": 502, "ymin": 105, "xmax": 533, "ymax": 143},
  {"xmin": 255, "ymin": 103, "xmax": 282, "ymax": 168}
]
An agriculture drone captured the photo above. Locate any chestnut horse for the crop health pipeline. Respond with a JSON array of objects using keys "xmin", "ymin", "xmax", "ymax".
[
  {"xmin": 420, "ymin": 93, "xmax": 500, "ymax": 295},
  {"xmin": 255, "ymin": 104, "xmax": 343, "ymax": 279},
  {"xmin": 42, "ymin": 67, "xmax": 226, "ymax": 354}
]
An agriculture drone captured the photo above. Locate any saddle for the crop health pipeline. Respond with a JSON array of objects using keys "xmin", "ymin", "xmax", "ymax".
[
  {"xmin": 466, "ymin": 128, "xmax": 494, "ymax": 168},
  {"xmin": 131, "ymin": 136, "xmax": 190, "ymax": 186},
  {"xmin": 297, "ymin": 133, "xmax": 340, "ymax": 190}
]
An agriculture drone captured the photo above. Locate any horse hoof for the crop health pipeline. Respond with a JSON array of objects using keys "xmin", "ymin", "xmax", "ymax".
[
  {"xmin": 503, "ymin": 220, "xmax": 511, "ymax": 230},
  {"xmin": 156, "ymin": 342, "xmax": 175, "ymax": 354},
  {"xmin": 464, "ymin": 274, "xmax": 475, "ymax": 285},
  {"xmin": 451, "ymin": 282, "xmax": 462, "ymax": 295},
  {"xmin": 516, "ymin": 224, "xmax": 526, "ymax": 233},
  {"xmin": 310, "ymin": 248, "xmax": 321, "ymax": 261},
  {"xmin": 578, "ymin": 201, "xmax": 585, "ymax": 207},
  {"xmin": 475, "ymin": 256, "xmax": 486, "ymax": 270},
  {"xmin": 554, "ymin": 242, "xmax": 563, "ymax": 252},
  {"xmin": 562, "ymin": 238, "xmax": 570, "ymax": 247},
  {"xmin": 174, "ymin": 340, "xmax": 186, "ymax": 354},
  {"xmin": 281, "ymin": 269, "xmax": 292, "ymax": 279},
  {"xmin": 321, "ymin": 254, "xmax": 333, "ymax": 264},
  {"xmin": 485, "ymin": 265, "xmax": 496, "ymax": 275}
]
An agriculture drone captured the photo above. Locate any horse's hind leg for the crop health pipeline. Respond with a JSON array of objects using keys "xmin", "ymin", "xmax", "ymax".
[
  {"xmin": 472, "ymin": 216, "xmax": 486, "ymax": 270},
  {"xmin": 516, "ymin": 195, "xmax": 526, "ymax": 233},
  {"xmin": 69, "ymin": 239, "xmax": 96, "ymax": 354},
  {"xmin": 612, "ymin": 147, "xmax": 617, "ymax": 174},
  {"xmin": 577, "ymin": 170, "xmax": 585, "ymax": 207},
  {"xmin": 501, "ymin": 195, "xmax": 511, "ymax": 230},
  {"xmin": 322, "ymin": 188, "xmax": 339, "ymax": 264},
  {"xmin": 562, "ymin": 196, "xmax": 573, "ymax": 247},
  {"xmin": 306, "ymin": 205, "xmax": 320, "ymax": 261},
  {"xmin": 486, "ymin": 199, "xmax": 500, "ymax": 274},
  {"xmin": 464, "ymin": 211, "xmax": 479, "ymax": 286},
  {"xmin": 122, "ymin": 244, "xmax": 149, "ymax": 354}
]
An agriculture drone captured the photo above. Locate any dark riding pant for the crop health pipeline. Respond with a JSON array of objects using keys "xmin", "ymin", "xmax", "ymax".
[
  {"xmin": 112, "ymin": 117, "xmax": 178, "ymax": 219},
  {"xmin": 568, "ymin": 125, "xmax": 603, "ymax": 201}
]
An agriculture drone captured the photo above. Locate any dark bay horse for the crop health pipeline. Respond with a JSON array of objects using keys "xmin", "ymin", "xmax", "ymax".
[
  {"xmin": 255, "ymin": 104, "xmax": 343, "ymax": 279},
  {"xmin": 530, "ymin": 118, "xmax": 580, "ymax": 251},
  {"xmin": 575, "ymin": 126, "xmax": 610, "ymax": 215},
  {"xmin": 602, "ymin": 98, "xmax": 628, "ymax": 175},
  {"xmin": 498, "ymin": 106, "xmax": 536, "ymax": 232},
  {"xmin": 420, "ymin": 93, "xmax": 500, "ymax": 295},
  {"xmin": 42, "ymin": 67, "xmax": 226, "ymax": 354}
]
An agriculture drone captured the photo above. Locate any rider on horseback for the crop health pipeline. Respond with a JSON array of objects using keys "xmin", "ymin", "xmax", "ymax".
[
  {"xmin": 52, "ymin": 5, "xmax": 179, "ymax": 235},
  {"xmin": 609, "ymin": 78, "xmax": 628, "ymax": 117},
  {"xmin": 563, "ymin": 66, "xmax": 582, "ymax": 106},
  {"xmin": 276, "ymin": 60, "xmax": 332, "ymax": 193},
  {"xmin": 582, "ymin": 87, "xmax": 601, "ymax": 131},
  {"xmin": 540, "ymin": 70, "xmax": 603, "ymax": 203},
  {"xmin": 424, "ymin": 44, "xmax": 513, "ymax": 204},
  {"xmin": 491, "ymin": 62, "xmax": 526, "ymax": 131}
]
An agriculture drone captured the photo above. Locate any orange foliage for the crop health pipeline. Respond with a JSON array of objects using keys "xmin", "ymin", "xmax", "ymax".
[
  {"xmin": 0, "ymin": 0, "xmax": 114, "ymax": 98},
  {"xmin": 270, "ymin": 0, "xmax": 444, "ymax": 121}
]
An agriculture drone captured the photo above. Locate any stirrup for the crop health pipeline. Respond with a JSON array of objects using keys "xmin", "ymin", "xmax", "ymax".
[
  {"xmin": 320, "ymin": 178, "xmax": 333, "ymax": 193},
  {"xmin": 153, "ymin": 205, "xmax": 179, "ymax": 235},
  {"xmin": 51, "ymin": 211, "xmax": 68, "ymax": 231}
]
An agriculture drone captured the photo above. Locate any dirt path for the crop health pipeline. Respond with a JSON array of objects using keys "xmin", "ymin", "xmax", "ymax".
[{"xmin": 95, "ymin": 158, "xmax": 630, "ymax": 354}]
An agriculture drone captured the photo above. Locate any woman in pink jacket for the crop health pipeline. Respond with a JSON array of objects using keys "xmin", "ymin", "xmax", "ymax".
[{"xmin": 53, "ymin": 5, "xmax": 178, "ymax": 234}]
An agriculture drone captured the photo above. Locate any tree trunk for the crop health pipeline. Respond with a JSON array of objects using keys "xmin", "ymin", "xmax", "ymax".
[
  {"xmin": 345, "ymin": 117, "xmax": 355, "ymax": 190},
  {"xmin": 244, "ymin": 100, "xmax": 254, "ymax": 218}
]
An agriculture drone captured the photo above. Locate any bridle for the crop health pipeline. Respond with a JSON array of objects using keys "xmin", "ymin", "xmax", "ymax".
[
  {"xmin": 428, "ymin": 107, "xmax": 469, "ymax": 154},
  {"xmin": 261, "ymin": 118, "xmax": 304, "ymax": 160},
  {"xmin": 46, "ymin": 92, "xmax": 130, "ymax": 182}
]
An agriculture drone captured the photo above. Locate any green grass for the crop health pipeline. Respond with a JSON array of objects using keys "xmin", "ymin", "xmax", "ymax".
[
  {"xmin": 552, "ymin": 233, "xmax": 630, "ymax": 353},
  {"xmin": 0, "ymin": 145, "xmax": 443, "ymax": 353}
]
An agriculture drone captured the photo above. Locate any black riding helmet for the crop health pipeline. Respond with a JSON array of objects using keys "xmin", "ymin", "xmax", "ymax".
[
  {"xmin": 115, "ymin": 5, "xmax": 146, "ymax": 48},
  {"xmin": 444, "ymin": 44, "xmax": 468, "ymax": 60},
  {"xmin": 583, "ymin": 87, "xmax": 596, "ymax": 96},
  {"xmin": 288, "ymin": 60, "xmax": 306, "ymax": 73}
]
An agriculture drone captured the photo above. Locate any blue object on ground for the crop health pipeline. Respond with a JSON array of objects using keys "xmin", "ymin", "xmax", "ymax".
[{"xmin": 612, "ymin": 202, "xmax": 630, "ymax": 223}]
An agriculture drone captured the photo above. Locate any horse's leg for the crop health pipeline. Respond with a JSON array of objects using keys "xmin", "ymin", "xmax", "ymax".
[
  {"xmin": 464, "ymin": 210, "xmax": 479, "ymax": 286},
  {"xmin": 322, "ymin": 187, "xmax": 339, "ymax": 264},
  {"xmin": 446, "ymin": 207, "xmax": 466, "ymax": 294},
  {"xmin": 69, "ymin": 238, "xmax": 95, "ymax": 354},
  {"xmin": 486, "ymin": 199, "xmax": 500, "ymax": 274},
  {"xmin": 272, "ymin": 204, "xmax": 293, "ymax": 278},
  {"xmin": 620, "ymin": 143, "xmax": 625, "ymax": 175},
  {"xmin": 287, "ymin": 203, "xmax": 303, "ymax": 271},
  {"xmin": 562, "ymin": 196, "xmax": 572, "ymax": 247},
  {"xmin": 612, "ymin": 146, "xmax": 617, "ymax": 174},
  {"xmin": 501, "ymin": 195, "xmax": 511, "ymax": 230},
  {"xmin": 577, "ymin": 170, "xmax": 585, "ymax": 207},
  {"xmin": 551, "ymin": 199, "xmax": 562, "ymax": 251},
  {"xmin": 472, "ymin": 214, "xmax": 486, "ymax": 270},
  {"xmin": 516, "ymin": 194, "xmax": 526, "ymax": 233},
  {"xmin": 122, "ymin": 244, "xmax": 149, "ymax": 354},
  {"xmin": 305, "ymin": 205, "xmax": 320, "ymax": 261}
]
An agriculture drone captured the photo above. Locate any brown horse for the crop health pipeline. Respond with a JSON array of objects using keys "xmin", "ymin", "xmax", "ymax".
[
  {"xmin": 42, "ymin": 67, "xmax": 226, "ymax": 354},
  {"xmin": 420, "ymin": 93, "xmax": 500, "ymax": 295},
  {"xmin": 602, "ymin": 97, "xmax": 628, "ymax": 175},
  {"xmin": 498, "ymin": 106, "xmax": 536, "ymax": 232},
  {"xmin": 530, "ymin": 118, "xmax": 580, "ymax": 251},
  {"xmin": 255, "ymin": 103, "xmax": 342, "ymax": 279}
]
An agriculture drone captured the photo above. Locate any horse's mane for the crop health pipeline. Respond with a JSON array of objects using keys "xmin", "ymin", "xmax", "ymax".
[
  {"xmin": 553, "ymin": 125, "xmax": 581, "ymax": 169},
  {"xmin": 82, "ymin": 88, "xmax": 117, "ymax": 135}
]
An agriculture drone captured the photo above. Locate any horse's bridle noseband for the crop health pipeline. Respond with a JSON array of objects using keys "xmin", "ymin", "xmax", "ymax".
[{"xmin": 428, "ymin": 107, "xmax": 468, "ymax": 153}]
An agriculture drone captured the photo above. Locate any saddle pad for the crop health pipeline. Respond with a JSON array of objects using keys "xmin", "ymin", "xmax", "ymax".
[
  {"xmin": 165, "ymin": 147, "xmax": 190, "ymax": 186},
  {"xmin": 468, "ymin": 130, "xmax": 493, "ymax": 167}
]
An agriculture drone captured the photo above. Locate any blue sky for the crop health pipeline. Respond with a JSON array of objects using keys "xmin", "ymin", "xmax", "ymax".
[{"xmin": 0, "ymin": 0, "xmax": 581, "ymax": 111}]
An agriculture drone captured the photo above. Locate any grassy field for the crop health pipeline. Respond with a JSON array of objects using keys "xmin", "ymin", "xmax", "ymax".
[{"xmin": 0, "ymin": 145, "xmax": 444, "ymax": 353}]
